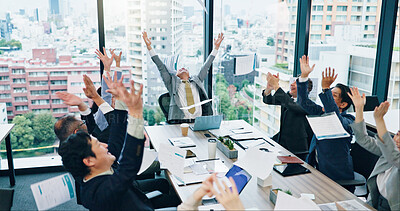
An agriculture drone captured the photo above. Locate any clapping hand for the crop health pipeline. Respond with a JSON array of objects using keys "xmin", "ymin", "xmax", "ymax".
[
  {"xmin": 82, "ymin": 74, "xmax": 100, "ymax": 100},
  {"xmin": 267, "ymin": 72, "xmax": 280, "ymax": 91},
  {"xmin": 347, "ymin": 87, "xmax": 365, "ymax": 111},
  {"xmin": 210, "ymin": 177, "xmax": 245, "ymax": 211},
  {"xmin": 142, "ymin": 31, "xmax": 152, "ymax": 50},
  {"xmin": 56, "ymin": 91, "xmax": 83, "ymax": 106},
  {"xmin": 214, "ymin": 33, "xmax": 224, "ymax": 50},
  {"xmin": 321, "ymin": 67, "xmax": 337, "ymax": 89},
  {"xmin": 299, "ymin": 55, "xmax": 315, "ymax": 78},
  {"xmin": 95, "ymin": 47, "xmax": 114, "ymax": 72}
]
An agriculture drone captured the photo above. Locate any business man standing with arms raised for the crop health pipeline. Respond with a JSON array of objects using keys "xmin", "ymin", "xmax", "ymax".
[{"xmin": 143, "ymin": 32, "xmax": 224, "ymax": 122}]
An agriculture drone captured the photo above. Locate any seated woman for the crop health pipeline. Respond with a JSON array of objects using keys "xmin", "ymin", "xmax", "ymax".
[{"xmin": 348, "ymin": 87, "xmax": 399, "ymax": 211}]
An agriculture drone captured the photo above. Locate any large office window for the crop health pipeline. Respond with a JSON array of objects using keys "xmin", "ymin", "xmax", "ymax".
[
  {"xmin": 104, "ymin": 0, "xmax": 205, "ymax": 126},
  {"xmin": 388, "ymin": 8, "xmax": 400, "ymax": 110},
  {"xmin": 307, "ymin": 0, "xmax": 382, "ymax": 109},
  {"xmin": 0, "ymin": 0, "xmax": 99, "ymax": 168},
  {"xmin": 212, "ymin": 0, "xmax": 297, "ymax": 137}
]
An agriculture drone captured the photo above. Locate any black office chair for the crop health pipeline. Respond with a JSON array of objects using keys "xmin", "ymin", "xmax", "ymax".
[
  {"xmin": 158, "ymin": 92, "xmax": 195, "ymax": 124},
  {"xmin": 337, "ymin": 142, "xmax": 379, "ymax": 197},
  {"xmin": 158, "ymin": 93, "xmax": 171, "ymax": 123},
  {"xmin": 0, "ymin": 188, "xmax": 14, "ymax": 211}
]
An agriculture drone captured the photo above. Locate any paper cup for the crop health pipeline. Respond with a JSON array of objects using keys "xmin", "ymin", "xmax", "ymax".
[
  {"xmin": 208, "ymin": 139, "xmax": 217, "ymax": 159},
  {"xmin": 181, "ymin": 123, "xmax": 189, "ymax": 136}
]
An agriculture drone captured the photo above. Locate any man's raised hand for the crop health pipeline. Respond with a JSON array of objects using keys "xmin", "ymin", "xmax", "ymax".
[
  {"xmin": 214, "ymin": 33, "xmax": 224, "ymax": 50},
  {"xmin": 321, "ymin": 67, "xmax": 337, "ymax": 89},
  {"xmin": 299, "ymin": 55, "xmax": 315, "ymax": 78},
  {"xmin": 347, "ymin": 87, "xmax": 365, "ymax": 110},
  {"xmin": 142, "ymin": 31, "xmax": 152, "ymax": 50},
  {"xmin": 111, "ymin": 49, "xmax": 122, "ymax": 67},
  {"xmin": 82, "ymin": 74, "xmax": 100, "ymax": 99},
  {"xmin": 95, "ymin": 47, "xmax": 114, "ymax": 72}
]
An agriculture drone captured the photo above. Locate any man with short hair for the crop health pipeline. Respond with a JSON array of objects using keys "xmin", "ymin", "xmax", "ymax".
[
  {"xmin": 142, "ymin": 32, "xmax": 224, "ymax": 122},
  {"xmin": 297, "ymin": 55, "xmax": 355, "ymax": 183},
  {"xmin": 262, "ymin": 72, "xmax": 314, "ymax": 160}
]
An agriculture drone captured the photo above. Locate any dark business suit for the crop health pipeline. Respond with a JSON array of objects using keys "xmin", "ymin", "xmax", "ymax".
[
  {"xmin": 80, "ymin": 109, "xmax": 153, "ymax": 211},
  {"xmin": 81, "ymin": 110, "xmax": 112, "ymax": 144},
  {"xmin": 262, "ymin": 88, "xmax": 313, "ymax": 159},
  {"xmin": 297, "ymin": 80, "xmax": 355, "ymax": 181}
]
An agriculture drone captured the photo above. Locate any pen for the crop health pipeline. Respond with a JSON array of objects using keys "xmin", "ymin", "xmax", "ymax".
[
  {"xmin": 264, "ymin": 138, "xmax": 275, "ymax": 147},
  {"xmin": 196, "ymin": 158, "xmax": 220, "ymax": 162}
]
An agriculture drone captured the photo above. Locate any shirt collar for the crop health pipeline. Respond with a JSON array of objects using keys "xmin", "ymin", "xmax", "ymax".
[{"xmin": 83, "ymin": 168, "xmax": 114, "ymax": 183}]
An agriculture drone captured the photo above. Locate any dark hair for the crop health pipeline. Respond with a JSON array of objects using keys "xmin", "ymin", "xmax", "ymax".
[
  {"xmin": 335, "ymin": 83, "xmax": 352, "ymax": 111},
  {"xmin": 58, "ymin": 131, "xmax": 95, "ymax": 178},
  {"xmin": 307, "ymin": 78, "xmax": 313, "ymax": 93},
  {"xmin": 54, "ymin": 115, "xmax": 81, "ymax": 144}
]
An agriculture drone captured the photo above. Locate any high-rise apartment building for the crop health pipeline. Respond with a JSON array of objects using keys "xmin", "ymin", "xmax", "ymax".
[{"xmin": 126, "ymin": 0, "xmax": 183, "ymax": 106}]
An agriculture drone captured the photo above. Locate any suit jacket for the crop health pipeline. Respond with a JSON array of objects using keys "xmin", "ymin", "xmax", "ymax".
[
  {"xmin": 81, "ymin": 109, "xmax": 112, "ymax": 144},
  {"xmin": 80, "ymin": 110, "xmax": 153, "ymax": 211},
  {"xmin": 262, "ymin": 88, "xmax": 313, "ymax": 155},
  {"xmin": 151, "ymin": 54, "xmax": 214, "ymax": 121},
  {"xmin": 351, "ymin": 121, "xmax": 400, "ymax": 211},
  {"xmin": 297, "ymin": 80, "xmax": 355, "ymax": 181}
]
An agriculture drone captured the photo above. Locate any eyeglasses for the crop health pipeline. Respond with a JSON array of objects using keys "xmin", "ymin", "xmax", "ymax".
[{"xmin": 75, "ymin": 120, "xmax": 86, "ymax": 133}]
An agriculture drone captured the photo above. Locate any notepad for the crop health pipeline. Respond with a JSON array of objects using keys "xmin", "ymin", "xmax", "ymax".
[
  {"xmin": 168, "ymin": 137, "xmax": 196, "ymax": 148},
  {"xmin": 277, "ymin": 156, "xmax": 304, "ymax": 164},
  {"xmin": 306, "ymin": 112, "xmax": 350, "ymax": 140}
]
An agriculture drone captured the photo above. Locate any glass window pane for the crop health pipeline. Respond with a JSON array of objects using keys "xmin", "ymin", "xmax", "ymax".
[
  {"xmin": 308, "ymin": 0, "xmax": 382, "ymax": 107},
  {"xmin": 213, "ymin": 0, "xmax": 297, "ymax": 137},
  {"xmin": 0, "ymin": 0, "xmax": 99, "ymax": 168},
  {"xmin": 388, "ymin": 7, "xmax": 400, "ymax": 110},
  {"xmin": 104, "ymin": 0, "xmax": 204, "ymax": 124}
]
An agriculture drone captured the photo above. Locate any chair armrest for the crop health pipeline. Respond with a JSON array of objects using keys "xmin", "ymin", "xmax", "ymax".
[
  {"xmin": 336, "ymin": 179, "xmax": 366, "ymax": 186},
  {"xmin": 145, "ymin": 190, "xmax": 162, "ymax": 199}
]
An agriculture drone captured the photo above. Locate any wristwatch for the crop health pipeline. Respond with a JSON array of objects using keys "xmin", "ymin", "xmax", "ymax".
[{"xmin": 322, "ymin": 88, "xmax": 330, "ymax": 93}]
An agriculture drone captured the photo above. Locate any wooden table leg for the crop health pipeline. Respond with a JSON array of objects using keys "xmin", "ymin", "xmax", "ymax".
[{"xmin": 5, "ymin": 134, "xmax": 15, "ymax": 186}]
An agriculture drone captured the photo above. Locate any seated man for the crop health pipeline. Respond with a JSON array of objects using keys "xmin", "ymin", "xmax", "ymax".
[
  {"xmin": 297, "ymin": 55, "xmax": 355, "ymax": 182},
  {"xmin": 348, "ymin": 87, "xmax": 399, "ymax": 211},
  {"xmin": 142, "ymin": 31, "xmax": 224, "ymax": 122},
  {"xmin": 262, "ymin": 72, "xmax": 314, "ymax": 160},
  {"xmin": 59, "ymin": 76, "xmax": 245, "ymax": 210}
]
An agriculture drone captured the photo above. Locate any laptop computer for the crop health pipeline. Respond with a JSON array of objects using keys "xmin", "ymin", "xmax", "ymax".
[{"xmin": 190, "ymin": 115, "xmax": 223, "ymax": 131}]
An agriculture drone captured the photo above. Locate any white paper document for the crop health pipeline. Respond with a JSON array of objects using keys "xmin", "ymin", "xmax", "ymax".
[
  {"xmin": 274, "ymin": 191, "xmax": 321, "ymax": 210},
  {"xmin": 234, "ymin": 145, "xmax": 276, "ymax": 180},
  {"xmin": 168, "ymin": 137, "xmax": 196, "ymax": 148},
  {"xmin": 138, "ymin": 149, "xmax": 158, "ymax": 175},
  {"xmin": 31, "ymin": 173, "xmax": 75, "ymax": 210},
  {"xmin": 318, "ymin": 199, "xmax": 372, "ymax": 211},
  {"xmin": 158, "ymin": 143, "xmax": 186, "ymax": 179},
  {"xmin": 306, "ymin": 112, "xmax": 350, "ymax": 140},
  {"xmin": 181, "ymin": 99, "xmax": 213, "ymax": 110}
]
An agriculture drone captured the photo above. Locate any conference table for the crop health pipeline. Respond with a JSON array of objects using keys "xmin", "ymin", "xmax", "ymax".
[
  {"xmin": 145, "ymin": 120, "xmax": 373, "ymax": 210},
  {"xmin": 0, "ymin": 124, "xmax": 15, "ymax": 186}
]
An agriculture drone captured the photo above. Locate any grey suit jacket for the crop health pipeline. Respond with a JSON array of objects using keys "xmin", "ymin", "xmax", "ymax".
[
  {"xmin": 151, "ymin": 53, "xmax": 215, "ymax": 121},
  {"xmin": 351, "ymin": 121, "xmax": 400, "ymax": 211}
]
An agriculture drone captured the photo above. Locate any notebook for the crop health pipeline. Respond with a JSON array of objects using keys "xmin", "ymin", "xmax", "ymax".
[
  {"xmin": 168, "ymin": 137, "xmax": 196, "ymax": 148},
  {"xmin": 277, "ymin": 156, "xmax": 304, "ymax": 164}
]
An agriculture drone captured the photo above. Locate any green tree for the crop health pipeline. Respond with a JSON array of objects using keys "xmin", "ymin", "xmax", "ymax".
[
  {"xmin": 23, "ymin": 112, "xmax": 35, "ymax": 122},
  {"xmin": 148, "ymin": 109, "xmax": 156, "ymax": 126},
  {"xmin": 10, "ymin": 116, "xmax": 35, "ymax": 149},
  {"xmin": 266, "ymin": 37, "xmax": 275, "ymax": 46},
  {"xmin": 154, "ymin": 107, "xmax": 165, "ymax": 124},
  {"xmin": 241, "ymin": 79, "xmax": 250, "ymax": 88},
  {"xmin": 32, "ymin": 112, "xmax": 56, "ymax": 146},
  {"xmin": 143, "ymin": 107, "xmax": 149, "ymax": 121}
]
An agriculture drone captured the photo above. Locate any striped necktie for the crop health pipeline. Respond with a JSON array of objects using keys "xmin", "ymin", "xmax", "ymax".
[{"xmin": 183, "ymin": 81, "xmax": 195, "ymax": 114}]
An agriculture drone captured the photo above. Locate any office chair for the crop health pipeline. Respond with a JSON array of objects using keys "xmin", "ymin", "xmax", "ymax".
[
  {"xmin": 158, "ymin": 92, "xmax": 194, "ymax": 124},
  {"xmin": 0, "ymin": 188, "xmax": 14, "ymax": 211},
  {"xmin": 336, "ymin": 142, "xmax": 379, "ymax": 197},
  {"xmin": 158, "ymin": 93, "xmax": 170, "ymax": 122}
]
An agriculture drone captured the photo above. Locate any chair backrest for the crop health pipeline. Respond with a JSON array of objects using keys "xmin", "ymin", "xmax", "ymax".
[
  {"xmin": 351, "ymin": 142, "xmax": 379, "ymax": 180},
  {"xmin": 0, "ymin": 188, "xmax": 14, "ymax": 211},
  {"xmin": 158, "ymin": 93, "xmax": 170, "ymax": 121}
]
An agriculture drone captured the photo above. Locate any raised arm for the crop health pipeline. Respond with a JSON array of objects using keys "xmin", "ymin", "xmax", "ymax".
[
  {"xmin": 297, "ymin": 55, "xmax": 323, "ymax": 115},
  {"xmin": 348, "ymin": 87, "xmax": 382, "ymax": 156},
  {"xmin": 143, "ymin": 31, "xmax": 173, "ymax": 92},
  {"xmin": 198, "ymin": 33, "xmax": 224, "ymax": 82},
  {"xmin": 373, "ymin": 101, "xmax": 400, "ymax": 168},
  {"xmin": 263, "ymin": 73, "xmax": 281, "ymax": 105}
]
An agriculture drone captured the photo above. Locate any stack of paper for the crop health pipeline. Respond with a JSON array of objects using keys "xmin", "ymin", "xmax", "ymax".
[
  {"xmin": 318, "ymin": 199, "xmax": 372, "ymax": 211},
  {"xmin": 168, "ymin": 137, "xmax": 196, "ymax": 148},
  {"xmin": 274, "ymin": 191, "xmax": 320, "ymax": 210},
  {"xmin": 306, "ymin": 112, "xmax": 350, "ymax": 140}
]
